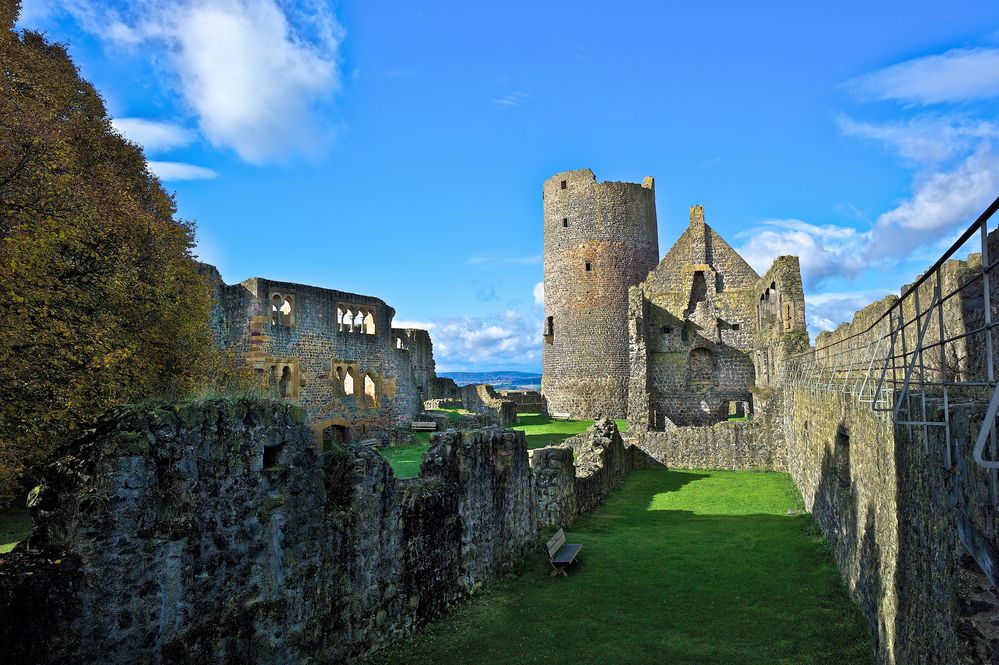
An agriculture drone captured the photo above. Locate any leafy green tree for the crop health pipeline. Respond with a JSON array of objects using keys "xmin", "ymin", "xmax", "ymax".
[{"xmin": 0, "ymin": 1, "xmax": 234, "ymax": 506}]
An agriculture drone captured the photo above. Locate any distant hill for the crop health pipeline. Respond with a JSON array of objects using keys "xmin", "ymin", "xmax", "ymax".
[{"xmin": 439, "ymin": 371, "xmax": 542, "ymax": 390}]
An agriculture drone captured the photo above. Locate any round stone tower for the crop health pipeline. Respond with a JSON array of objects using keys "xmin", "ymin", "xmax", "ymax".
[{"xmin": 541, "ymin": 168, "xmax": 660, "ymax": 418}]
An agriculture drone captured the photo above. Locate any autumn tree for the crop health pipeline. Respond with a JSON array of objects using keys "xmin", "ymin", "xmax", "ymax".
[{"xmin": 0, "ymin": 0, "xmax": 233, "ymax": 506}]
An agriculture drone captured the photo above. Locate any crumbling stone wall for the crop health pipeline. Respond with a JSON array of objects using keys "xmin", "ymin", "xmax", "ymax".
[
  {"xmin": 541, "ymin": 168, "xmax": 660, "ymax": 419},
  {"xmin": 459, "ymin": 384, "xmax": 518, "ymax": 426},
  {"xmin": 203, "ymin": 268, "xmax": 424, "ymax": 445},
  {"xmin": 529, "ymin": 419, "xmax": 635, "ymax": 527},
  {"xmin": 497, "ymin": 390, "xmax": 548, "ymax": 415},
  {"xmin": 394, "ymin": 327, "xmax": 436, "ymax": 401},
  {"xmin": 628, "ymin": 206, "xmax": 760, "ymax": 428},
  {"xmin": 428, "ymin": 376, "xmax": 461, "ymax": 401},
  {"xmin": 0, "ymin": 400, "xmax": 538, "ymax": 664}
]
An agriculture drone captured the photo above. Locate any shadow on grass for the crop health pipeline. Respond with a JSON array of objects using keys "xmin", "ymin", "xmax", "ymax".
[{"xmin": 366, "ymin": 469, "xmax": 873, "ymax": 665}]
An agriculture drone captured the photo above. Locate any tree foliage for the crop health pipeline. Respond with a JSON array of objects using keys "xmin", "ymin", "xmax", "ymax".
[{"xmin": 0, "ymin": 2, "xmax": 236, "ymax": 505}]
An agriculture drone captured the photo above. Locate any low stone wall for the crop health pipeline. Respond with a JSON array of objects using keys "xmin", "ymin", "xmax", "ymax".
[
  {"xmin": 424, "ymin": 398, "xmax": 462, "ymax": 410},
  {"xmin": 497, "ymin": 390, "xmax": 547, "ymax": 415},
  {"xmin": 0, "ymin": 400, "xmax": 537, "ymax": 664},
  {"xmin": 459, "ymin": 384, "xmax": 518, "ymax": 426},
  {"xmin": 632, "ymin": 420, "xmax": 784, "ymax": 471},
  {"xmin": 529, "ymin": 419, "xmax": 636, "ymax": 528}
]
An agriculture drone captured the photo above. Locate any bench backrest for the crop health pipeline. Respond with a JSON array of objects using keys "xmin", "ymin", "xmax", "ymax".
[{"xmin": 546, "ymin": 528, "xmax": 566, "ymax": 558}]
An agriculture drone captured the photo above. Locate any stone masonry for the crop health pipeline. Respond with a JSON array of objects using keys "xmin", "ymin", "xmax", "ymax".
[
  {"xmin": 0, "ymin": 400, "xmax": 538, "ymax": 664},
  {"xmin": 541, "ymin": 169, "xmax": 660, "ymax": 419}
]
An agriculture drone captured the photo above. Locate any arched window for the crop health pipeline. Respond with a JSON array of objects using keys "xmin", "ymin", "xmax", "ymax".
[
  {"xmin": 271, "ymin": 293, "xmax": 294, "ymax": 327},
  {"xmin": 364, "ymin": 310, "xmax": 376, "ymax": 335},
  {"xmin": 343, "ymin": 368, "xmax": 355, "ymax": 395},
  {"xmin": 688, "ymin": 348, "xmax": 714, "ymax": 384},
  {"xmin": 364, "ymin": 372, "xmax": 378, "ymax": 408}
]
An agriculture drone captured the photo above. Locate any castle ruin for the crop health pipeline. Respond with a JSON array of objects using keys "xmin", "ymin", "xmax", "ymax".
[{"xmin": 542, "ymin": 168, "xmax": 807, "ymax": 429}]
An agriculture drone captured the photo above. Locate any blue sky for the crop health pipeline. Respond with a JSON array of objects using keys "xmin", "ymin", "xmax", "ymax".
[{"xmin": 16, "ymin": 1, "xmax": 999, "ymax": 371}]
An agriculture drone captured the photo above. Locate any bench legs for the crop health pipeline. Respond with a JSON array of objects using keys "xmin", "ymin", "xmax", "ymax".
[{"xmin": 549, "ymin": 562, "xmax": 568, "ymax": 577}]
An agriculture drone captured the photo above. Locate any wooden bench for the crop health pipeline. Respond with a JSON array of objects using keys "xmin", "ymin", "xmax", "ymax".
[
  {"xmin": 411, "ymin": 421, "xmax": 437, "ymax": 432},
  {"xmin": 551, "ymin": 412, "xmax": 571, "ymax": 420},
  {"xmin": 546, "ymin": 528, "xmax": 582, "ymax": 577}
]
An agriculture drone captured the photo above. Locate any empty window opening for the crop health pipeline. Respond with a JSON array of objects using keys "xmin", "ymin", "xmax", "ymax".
[
  {"xmin": 661, "ymin": 326, "xmax": 672, "ymax": 334},
  {"xmin": 364, "ymin": 310, "xmax": 376, "ymax": 335},
  {"xmin": 732, "ymin": 323, "xmax": 740, "ymax": 331},
  {"xmin": 585, "ymin": 262, "xmax": 592, "ymax": 272},
  {"xmin": 834, "ymin": 427, "xmax": 851, "ymax": 488},
  {"xmin": 688, "ymin": 348, "xmax": 714, "ymax": 384},
  {"xmin": 783, "ymin": 302, "xmax": 795, "ymax": 331},
  {"xmin": 263, "ymin": 443, "xmax": 283, "ymax": 468},
  {"xmin": 364, "ymin": 373, "xmax": 378, "ymax": 408},
  {"xmin": 343, "ymin": 368, "xmax": 355, "ymax": 395},
  {"xmin": 686, "ymin": 271, "xmax": 707, "ymax": 316},
  {"xmin": 279, "ymin": 366, "xmax": 292, "ymax": 398},
  {"xmin": 680, "ymin": 325, "xmax": 689, "ymax": 342},
  {"xmin": 544, "ymin": 315, "xmax": 554, "ymax": 342},
  {"xmin": 271, "ymin": 293, "xmax": 294, "ymax": 327},
  {"xmin": 560, "ymin": 180, "xmax": 567, "ymax": 189},
  {"xmin": 562, "ymin": 217, "xmax": 568, "ymax": 227}
]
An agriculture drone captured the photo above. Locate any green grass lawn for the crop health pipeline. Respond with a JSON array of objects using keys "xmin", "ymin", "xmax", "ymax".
[
  {"xmin": 380, "ymin": 414, "xmax": 628, "ymax": 479},
  {"xmin": 0, "ymin": 504, "xmax": 31, "ymax": 554},
  {"xmin": 366, "ymin": 469, "xmax": 872, "ymax": 664}
]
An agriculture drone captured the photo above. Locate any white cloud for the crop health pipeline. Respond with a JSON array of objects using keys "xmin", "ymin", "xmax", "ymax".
[
  {"xmin": 848, "ymin": 48, "xmax": 999, "ymax": 104},
  {"xmin": 803, "ymin": 290, "xmax": 894, "ymax": 343},
  {"xmin": 57, "ymin": 0, "xmax": 344, "ymax": 164},
  {"xmin": 836, "ymin": 114, "xmax": 999, "ymax": 165},
  {"xmin": 737, "ymin": 219, "xmax": 867, "ymax": 287},
  {"xmin": 493, "ymin": 91, "xmax": 530, "ymax": 109},
  {"xmin": 533, "ymin": 282, "xmax": 544, "ymax": 306},
  {"xmin": 431, "ymin": 311, "xmax": 541, "ymax": 366},
  {"xmin": 147, "ymin": 160, "xmax": 218, "ymax": 181},
  {"xmin": 112, "ymin": 117, "xmax": 196, "ymax": 153},
  {"xmin": 392, "ymin": 320, "xmax": 436, "ymax": 331},
  {"xmin": 869, "ymin": 146, "xmax": 999, "ymax": 258}
]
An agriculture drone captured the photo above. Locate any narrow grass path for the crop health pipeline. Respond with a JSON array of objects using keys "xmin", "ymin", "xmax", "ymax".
[
  {"xmin": 379, "ymin": 413, "xmax": 627, "ymax": 478},
  {"xmin": 0, "ymin": 505, "xmax": 31, "ymax": 554},
  {"xmin": 366, "ymin": 469, "xmax": 873, "ymax": 665}
]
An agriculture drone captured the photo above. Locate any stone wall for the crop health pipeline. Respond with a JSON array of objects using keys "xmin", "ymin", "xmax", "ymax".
[
  {"xmin": 458, "ymin": 384, "xmax": 518, "ymax": 426},
  {"xmin": 529, "ymin": 419, "xmax": 636, "ymax": 527},
  {"xmin": 629, "ymin": 206, "xmax": 760, "ymax": 428},
  {"xmin": 202, "ymin": 267, "xmax": 423, "ymax": 446},
  {"xmin": 541, "ymin": 168, "xmax": 660, "ymax": 419},
  {"xmin": 0, "ymin": 400, "xmax": 538, "ymax": 664},
  {"xmin": 497, "ymin": 390, "xmax": 548, "ymax": 415},
  {"xmin": 428, "ymin": 376, "xmax": 461, "ymax": 401},
  {"xmin": 394, "ymin": 328, "xmax": 436, "ymax": 401},
  {"xmin": 635, "ymin": 420, "xmax": 784, "ymax": 471}
]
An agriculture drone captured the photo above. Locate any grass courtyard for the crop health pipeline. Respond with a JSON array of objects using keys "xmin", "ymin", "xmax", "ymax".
[
  {"xmin": 366, "ymin": 468, "xmax": 873, "ymax": 664},
  {"xmin": 378, "ymin": 413, "xmax": 627, "ymax": 479}
]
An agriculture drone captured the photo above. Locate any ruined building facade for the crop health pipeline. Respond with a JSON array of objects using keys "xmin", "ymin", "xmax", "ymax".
[
  {"xmin": 202, "ymin": 267, "xmax": 441, "ymax": 445},
  {"xmin": 542, "ymin": 168, "xmax": 807, "ymax": 427}
]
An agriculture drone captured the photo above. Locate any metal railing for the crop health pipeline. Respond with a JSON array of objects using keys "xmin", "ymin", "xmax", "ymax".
[{"xmin": 784, "ymin": 195, "xmax": 999, "ymax": 494}]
